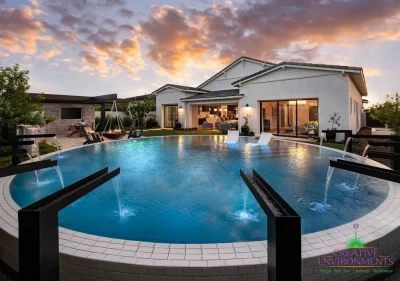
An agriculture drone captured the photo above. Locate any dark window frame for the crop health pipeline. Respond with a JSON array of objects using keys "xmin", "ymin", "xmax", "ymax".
[{"xmin": 61, "ymin": 108, "xmax": 83, "ymax": 119}]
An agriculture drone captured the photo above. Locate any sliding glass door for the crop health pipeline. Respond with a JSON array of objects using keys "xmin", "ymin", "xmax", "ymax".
[
  {"xmin": 278, "ymin": 101, "xmax": 296, "ymax": 136},
  {"xmin": 261, "ymin": 99, "xmax": 318, "ymax": 137},
  {"xmin": 164, "ymin": 105, "xmax": 178, "ymax": 128}
]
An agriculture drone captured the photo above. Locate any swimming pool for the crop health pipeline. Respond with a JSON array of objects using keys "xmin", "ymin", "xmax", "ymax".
[{"xmin": 10, "ymin": 136, "xmax": 389, "ymax": 243}]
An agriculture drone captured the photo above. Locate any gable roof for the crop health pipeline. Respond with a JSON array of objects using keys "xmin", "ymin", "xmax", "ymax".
[
  {"xmin": 197, "ymin": 56, "xmax": 275, "ymax": 89},
  {"xmin": 151, "ymin": 84, "xmax": 209, "ymax": 95},
  {"xmin": 181, "ymin": 89, "xmax": 242, "ymax": 101},
  {"xmin": 231, "ymin": 61, "xmax": 368, "ymax": 96}
]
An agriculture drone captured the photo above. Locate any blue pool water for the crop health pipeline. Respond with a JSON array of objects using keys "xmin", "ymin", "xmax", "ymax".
[{"xmin": 10, "ymin": 136, "xmax": 389, "ymax": 243}]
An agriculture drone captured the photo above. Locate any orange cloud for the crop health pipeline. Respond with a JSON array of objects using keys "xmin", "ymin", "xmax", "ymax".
[
  {"xmin": 364, "ymin": 68, "xmax": 384, "ymax": 77},
  {"xmin": 36, "ymin": 48, "xmax": 61, "ymax": 60},
  {"xmin": 137, "ymin": 1, "xmax": 400, "ymax": 76},
  {"xmin": 0, "ymin": 6, "xmax": 48, "ymax": 54}
]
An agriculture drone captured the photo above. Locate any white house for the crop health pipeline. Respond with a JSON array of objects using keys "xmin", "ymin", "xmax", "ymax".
[{"xmin": 153, "ymin": 57, "xmax": 367, "ymax": 137}]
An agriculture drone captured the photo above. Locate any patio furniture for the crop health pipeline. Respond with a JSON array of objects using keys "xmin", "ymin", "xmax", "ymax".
[
  {"xmin": 218, "ymin": 122, "xmax": 230, "ymax": 132},
  {"xmin": 224, "ymin": 130, "xmax": 239, "ymax": 144},
  {"xmin": 66, "ymin": 125, "xmax": 82, "ymax": 138},
  {"xmin": 128, "ymin": 126, "xmax": 144, "ymax": 139},
  {"xmin": 229, "ymin": 121, "xmax": 238, "ymax": 130},
  {"xmin": 248, "ymin": 132, "xmax": 273, "ymax": 146},
  {"xmin": 202, "ymin": 122, "xmax": 213, "ymax": 130},
  {"xmin": 83, "ymin": 132, "xmax": 101, "ymax": 145}
]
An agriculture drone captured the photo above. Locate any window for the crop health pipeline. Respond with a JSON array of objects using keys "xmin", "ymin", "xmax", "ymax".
[
  {"xmin": 260, "ymin": 99, "xmax": 318, "ymax": 137},
  {"xmin": 61, "ymin": 108, "xmax": 82, "ymax": 119}
]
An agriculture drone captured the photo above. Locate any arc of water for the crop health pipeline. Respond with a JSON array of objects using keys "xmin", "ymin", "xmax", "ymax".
[
  {"xmin": 53, "ymin": 166, "xmax": 65, "ymax": 188},
  {"xmin": 241, "ymin": 181, "xmax": 249, "ymax": 213},
  {"xmin": 355, "ymin": 174, "xmax": 361, "ymax": 187},
  {"xmin": 113, "ymin": 177, "xmax": 122, "ymax": 216},
  {"xmin": 342, "ymin": 137, "xmax": 352, "ymax": 159},
  {"xmin": 53, "ymin": 136, "xmax": 61, "ymax": 158},
  {"xmin": 26, "ymin": 153, "xmax": 39, "ymax": 184},
  {"xmin": 361, "ymin": 144, "xmax": 370, "ymax": 163},
  {"xmin": 324, "ymin": 167, "xmax": 335, "ymax": 205}
]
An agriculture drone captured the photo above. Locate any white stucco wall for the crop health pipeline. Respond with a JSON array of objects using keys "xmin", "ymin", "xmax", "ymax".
[
  {"xmin": 348, "ymin": 78, "xmax": 363, "ymax": 134},
  {"xmin": 156, "ymin": 88, "xmax": 194, "ymax": 128},
  {"xmin": 237, "ymin": 67, "xmax": 351, "ymax": 135},
  {"xmin": 200, "ymin": 60, "xmax": 267, "ymax": 91}
]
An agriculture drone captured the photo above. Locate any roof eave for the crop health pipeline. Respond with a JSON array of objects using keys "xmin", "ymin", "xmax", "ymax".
[
  {"xmin": 231, "ymin": 64, "xmax": 364, "ymax": 86},
  {"xmin": 197, "ymin": 57, "xmax": 274, "ymax": 89},
  {"xmin": 181, "ymin": 95, "xmax": 244, "ymax": 102}
]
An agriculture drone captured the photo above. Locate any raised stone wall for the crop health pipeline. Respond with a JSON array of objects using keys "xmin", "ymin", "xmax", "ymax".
[{"xmin": 42, "ymin": 103, "xmax": 96, "ymax": 135}]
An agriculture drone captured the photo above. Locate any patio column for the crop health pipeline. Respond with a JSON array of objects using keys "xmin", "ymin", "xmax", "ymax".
[{"xmin": 100, "ymin": 103, "xmax": 106, "ymax": 131}]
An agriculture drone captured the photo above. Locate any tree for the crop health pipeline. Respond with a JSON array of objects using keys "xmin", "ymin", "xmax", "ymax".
[
  {"xmin": 127, "ymin": 95, "xmax": 156, "ymax": 127},
  {"xmin": 370, "ymin": 93, "xmax": 400, "ymax": 135},
  {"xmin": 0, "ymin": 64, "xmax": 54, "ymax": 132}
]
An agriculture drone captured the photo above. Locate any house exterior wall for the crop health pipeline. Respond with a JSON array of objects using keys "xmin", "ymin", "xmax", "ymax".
[
  {"xmin": 237, "ymin": 68, "xmax": 351, "ymax": 136},
  {"xmin": 348, "ymin": 78, "xmax": 363, "ymax": 134},
  {"xmin": 42, "ymin": 103, "xmax": 95, "ymax": 135},
  {"xmin": 156, "ymin": 88, "xmax": 194, "ymax": 128},
  {"xmin": 200, "ymin": 60, "xmax": 266, "ymax": 91}
]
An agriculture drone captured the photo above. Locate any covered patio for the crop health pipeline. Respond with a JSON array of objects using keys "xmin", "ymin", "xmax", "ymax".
[{"xmin": 181, "ymin": 89, "xmax": 242, "ymax": 130}]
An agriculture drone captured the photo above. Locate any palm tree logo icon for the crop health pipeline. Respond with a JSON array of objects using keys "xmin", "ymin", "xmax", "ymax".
[{"xmin": 346, "ymin": 223, "xmax": 365, "ymax": 248}]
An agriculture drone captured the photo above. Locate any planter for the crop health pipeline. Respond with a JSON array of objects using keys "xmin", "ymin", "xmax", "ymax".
[
  {"xmin": 174, "ymin": 123, "xmax": 182, "ymax": 129},
  {"xmin": 241, "ymin": 126, "xmax": 249, "ymax": 135},
  {"xmin": 325, "ymin": 130, "xmax": 337, "ymax": 141}
]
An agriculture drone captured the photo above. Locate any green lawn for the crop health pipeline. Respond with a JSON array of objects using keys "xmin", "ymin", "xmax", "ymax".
[
  {"xmin": 142, "ymin": 129, "xmax": 223, "ymax": 137},
  {"xmin": 0, "ymin": 141, "xmax": 58, "ymax": 168}
]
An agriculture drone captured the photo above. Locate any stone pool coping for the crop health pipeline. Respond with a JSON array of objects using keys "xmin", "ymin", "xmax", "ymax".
[{"xmin": 1, "ymin": 136, "xmax": 400, "ymax": 280}]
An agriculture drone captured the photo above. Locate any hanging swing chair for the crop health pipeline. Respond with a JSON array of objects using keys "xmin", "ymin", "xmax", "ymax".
[{"xmin": 102, "ymin": 100, "xmax": 127, "ymax": 140}]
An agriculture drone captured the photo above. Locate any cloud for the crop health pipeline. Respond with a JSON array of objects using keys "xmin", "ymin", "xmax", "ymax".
[
  {"xmin": 79, "ymin": 51, "xmax": 107, "ymax": 72},
  {"xmin": 118, "ymin": 8, "xmax": 135, "ymax": 18},
  {"xmin": 36, "ymin": 48, "xmax": 61, "ymax": 60},
  {"xmin": 104, "ymin": 18, "xmax": 118, "ymax": 27},
  {"xmin": 42, "ymin": 21, "xmax": 78, "ymax": 42},
  {"xmin": 364, "ymin": 68, "xmax": 384, "ymax": 77},
  {"xmin": 60, "ymin": 14, "xmax": 81, "ymax": 28},
  {"xmin": 61, "ymin": 58, "xmax": 73, "ymax": 63},
  {"xmin": 0, "ymin": 52, "xmax": 9, "ymax": 57},
  {"xmin": 138, "ymin": 5, "xmax": 210, "ymax": 76},
  {"xmin": 137, "ymin": 0, "xmax": 400, "ymax": 76},
  {"xmin": 98, "ymin": 0, "xmax": 125, "ymax": 8},
  {"xmin": 119, "ymin": 24, "xmax": 135, "ymax": 34},
  {"xmin": 29, "ymin": 0, "xmax": 40, "ymax": 7},
  {"xmin": 0, "ymin": 6, "xmax": 48, "ymax": 54}
]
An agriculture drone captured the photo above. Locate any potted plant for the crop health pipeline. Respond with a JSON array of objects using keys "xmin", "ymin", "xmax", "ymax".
[
  {"xmin": 307, "ymin": 120, "xmax": 318, "ymax": 138},
  {"xmin": 241, "ymin": 114, "xmax": 251, "ymax": 135},
  {"xmin": 326, "ymin": 112, "xmax": 341, "ymax": 141},
  {"xmin": 174, "ymin": 119, "xmax": 182, "ymax": 129}
]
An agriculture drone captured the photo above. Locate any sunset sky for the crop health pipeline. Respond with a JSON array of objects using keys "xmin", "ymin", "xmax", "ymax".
[{"xmin": 0, "ymin": 0, "xmax": 399, "ymax": 105}]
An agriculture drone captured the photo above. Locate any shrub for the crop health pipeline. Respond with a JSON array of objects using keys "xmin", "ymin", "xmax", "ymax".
[
  {"xmin": 122, "ymin": 116, "xmax": 133, "ymax": 129},
  {"xmin": 145, "ymin": 115, "xmax": 158, "ymax": 128}
]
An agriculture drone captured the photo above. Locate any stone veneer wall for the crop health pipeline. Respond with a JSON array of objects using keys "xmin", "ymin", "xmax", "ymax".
[{"xmin": 42, "ymin": 103, "xmax": 96, "ymax": 135}]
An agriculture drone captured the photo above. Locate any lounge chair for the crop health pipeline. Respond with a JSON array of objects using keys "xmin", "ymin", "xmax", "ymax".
[
  {"xmin": 248, "ymin": 132, "xmax": 273, "ymax": 146},
  {"xmin": 128, "ymin": 126, "xmax": 144, "ymax": 139},
  {"xmin": 66, "ymin": 125, "xmax": 82, "ymax": 138},
  {"xmin": 83, "ymin": 132, "xmax": 102, "ymax": 145},
  {"xmin": 224, "ymin": 130, "xmax": 239, "ymax": 144}
]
